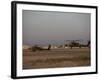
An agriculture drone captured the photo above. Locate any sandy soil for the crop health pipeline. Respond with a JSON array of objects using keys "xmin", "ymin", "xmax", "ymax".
[{"xmin": 23, "ymin": 48, "xmax": 90, "ymax": 69}]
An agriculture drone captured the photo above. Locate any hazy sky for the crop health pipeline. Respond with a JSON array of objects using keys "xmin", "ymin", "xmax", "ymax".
[{"xmin": 23, "ymin": 10, "xmax": 90, "ymax": 46}]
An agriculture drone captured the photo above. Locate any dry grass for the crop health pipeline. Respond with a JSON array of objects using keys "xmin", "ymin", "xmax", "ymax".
[{"xmin": 23, "ymin": 48, "xmax": 90, "ymax": 69}]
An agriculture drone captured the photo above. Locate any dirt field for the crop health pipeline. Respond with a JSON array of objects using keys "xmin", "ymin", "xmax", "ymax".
[{"xmin": 23, "ymin": 48, "xmax": 90, "ymax": 69}]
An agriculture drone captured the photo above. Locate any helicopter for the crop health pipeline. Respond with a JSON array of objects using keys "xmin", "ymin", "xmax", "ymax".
[{"xmin": 65, "ymin": 40, "xmax": 90, "ymax": 49}]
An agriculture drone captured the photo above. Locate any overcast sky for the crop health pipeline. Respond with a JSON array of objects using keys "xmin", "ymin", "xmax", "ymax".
[{"xmin": 23, "ymin": 10, "xmax": 90, "ymax": 46}]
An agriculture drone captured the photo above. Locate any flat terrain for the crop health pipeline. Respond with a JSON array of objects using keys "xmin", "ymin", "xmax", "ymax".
[{"xmin": 23, "ymin": 48, "xmax": 90, "ymax": 69}]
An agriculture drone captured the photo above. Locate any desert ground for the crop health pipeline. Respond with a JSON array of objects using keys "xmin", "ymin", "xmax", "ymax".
[{"xmin": 23, "ymin": 47, "xmax": 90, "ymax": 69}]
